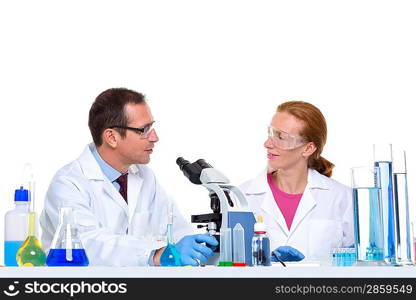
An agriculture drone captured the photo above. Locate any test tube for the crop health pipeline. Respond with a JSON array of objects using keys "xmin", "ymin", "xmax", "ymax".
[
  {"xmin": 232, "ymin": 223, "xmax": 246, "ymax": 266},
  {"xmin": 392, "ymin": 150, "xmax": 414, "ymax": 265},
  {"xmin": 331, "ymin": 248, "xmax": 337, "ymax": 266},
  {"xmin": 373, "ymin": 143, "xmax": 396, "ymax": 264},
  {"xmin": 219, "ymin": 228, "xmax": 232, "ymax": 266}
]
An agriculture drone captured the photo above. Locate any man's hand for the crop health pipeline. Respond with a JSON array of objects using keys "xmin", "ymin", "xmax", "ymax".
[{"xmin": 175, "ymin": 233, "xmax": 218, "ymax": 266}]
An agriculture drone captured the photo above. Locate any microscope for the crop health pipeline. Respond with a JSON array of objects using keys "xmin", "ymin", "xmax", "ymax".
[{"xmin": 176, "ymin": 157, "xmax": 256, "ymax": 266}]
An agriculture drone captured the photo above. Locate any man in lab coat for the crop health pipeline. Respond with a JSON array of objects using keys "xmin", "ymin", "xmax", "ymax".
[{"xmin": 40, "ymin": 88, "xmax": 217, "ymax": 266}]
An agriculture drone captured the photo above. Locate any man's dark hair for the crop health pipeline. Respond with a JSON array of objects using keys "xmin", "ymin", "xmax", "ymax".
[{"xmin": 88, "ymin": 88, "xmax": 147, "ymax": 146}]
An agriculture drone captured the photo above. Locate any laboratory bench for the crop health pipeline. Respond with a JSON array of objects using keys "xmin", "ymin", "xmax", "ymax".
[{"xmin": 1, "ymin": 264, "xmax": 416, "ymax": 278}]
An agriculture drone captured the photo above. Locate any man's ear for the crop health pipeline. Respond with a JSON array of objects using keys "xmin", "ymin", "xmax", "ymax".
[
  {"xmin": 302, "ymin": 142, "xmax": 317, "ymax": 158},
  {"xmin": 102, "ymin": 128, "xmax": 118, "ymax": 149}
]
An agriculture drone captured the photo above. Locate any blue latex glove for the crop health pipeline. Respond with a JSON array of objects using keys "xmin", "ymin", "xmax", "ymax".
[
  {"xmin": 175, "ymin": 233, "xmax": 219, "ymax": 266},
  {"xmin": 271, "ymin": 246, "xmax": 305, "ymax": 262}
]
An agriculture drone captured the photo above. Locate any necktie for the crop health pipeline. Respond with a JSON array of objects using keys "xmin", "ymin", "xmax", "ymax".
[{"xmin": 115, "ymin": 173, "xmax": 128, "ymax": 203}]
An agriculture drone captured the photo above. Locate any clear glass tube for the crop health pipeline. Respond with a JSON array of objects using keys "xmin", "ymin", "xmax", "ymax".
[
  {"xmin": 351, "ymin": 166, "xmax": 386, "ymax": 265},
  {"xmin": 392, "ymin": 150, "xmax": 414, "ymax": 265},
  {"xmin": 373, "ymin": 143, "xmax": 396, "ymax": 263}
]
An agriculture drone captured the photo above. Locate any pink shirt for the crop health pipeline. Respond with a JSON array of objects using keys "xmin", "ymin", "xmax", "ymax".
[{"xmin": 267, "ymin": 173, "xmax": 303, "ymax": 231}]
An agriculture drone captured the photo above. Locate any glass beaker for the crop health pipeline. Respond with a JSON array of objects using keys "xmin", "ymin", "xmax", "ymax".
[
  {"xmin": 373, "ymin": 143, "xmax": 396, "ymax": 263},
  {"xmin": 393, "ymin": 150, "xmax": 414, "ymax": 265},
  {"xmin": 352, "ymin": 166, "xmax": 386, "ymax": 265},
  {"xmin": 46, "ymin": 207, "xmax": 89, "ymax": 266}
]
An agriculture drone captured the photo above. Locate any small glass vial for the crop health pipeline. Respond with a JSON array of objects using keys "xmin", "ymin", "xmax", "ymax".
[{"xmin": 251, "ymin": 216, "xmax": 271, "ymax": 266}]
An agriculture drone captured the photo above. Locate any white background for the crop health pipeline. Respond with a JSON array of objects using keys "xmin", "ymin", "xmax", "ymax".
[{"xmin": 1, "ymin": 0, "xmax": 415, "ymax": 265}]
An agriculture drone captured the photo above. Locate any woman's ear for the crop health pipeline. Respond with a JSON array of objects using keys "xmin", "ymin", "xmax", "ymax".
[{"xmin": 302, "ymin": 142, "xmax": 317, "ymax": 158}]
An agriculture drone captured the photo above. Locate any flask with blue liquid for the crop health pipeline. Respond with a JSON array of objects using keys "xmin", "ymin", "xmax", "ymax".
[
  {"xmin": 46, "ymin": 207, "xmax": 89, "ymax": 266},
  {"xmin": 160, "ymin": 204, "xmax": 181, "ymax": 266}
]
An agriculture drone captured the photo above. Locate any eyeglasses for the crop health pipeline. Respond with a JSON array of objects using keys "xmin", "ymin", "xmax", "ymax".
[
  {"xmin": 267, "ymin": 125, "xmax": 307, "ymax": 150},
  {"xmin": 110, "ymin": 121, "xmax": 155, "ymax": 139}
]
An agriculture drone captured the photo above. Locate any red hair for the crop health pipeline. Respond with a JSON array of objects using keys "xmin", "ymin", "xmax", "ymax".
[{"xmin": 277, "ymin": 101, "xmax": 334, "ymax": 177}]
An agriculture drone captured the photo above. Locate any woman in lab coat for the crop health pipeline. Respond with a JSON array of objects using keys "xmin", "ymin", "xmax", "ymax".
[{"xmin": 240, "ymin": 101, "xmax": 354, "ymax": 262}]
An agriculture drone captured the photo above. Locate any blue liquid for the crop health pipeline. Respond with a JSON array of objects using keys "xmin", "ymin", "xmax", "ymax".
[
  {"xmin": 252, "ymin": 235, "xmax": 271, "ymax": 266},
  {"xmin": 375, "ymin": 161, "xmax": 396, "ymax": 261},
  {"xmin": 353, "ymin": 187, "xmax": 384, "ymax": 261},
  {"xmin": 332, "ymin": 250, "xmax": 356, "ymax": 266},
  {"xmin": 46, "ymin": 249, "xmax": 89, "ymax": 266},
  {"xmin": 160, "ymin": 243, "xmax": 181, "ymax": 266},
  {"xmin": 4, "ymin": 241, "xmax": 24, "ymax": 266}
]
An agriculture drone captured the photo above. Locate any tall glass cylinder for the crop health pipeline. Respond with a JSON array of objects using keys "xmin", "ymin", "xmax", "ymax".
[
  {"xmin": 352, "ymin": 166, "xmax": 386, "ymax": 265},
  {"xmin": 392, "ymin": 150, "xmax": 414, "ymax": 265},
  {"xmin": 373, "ymin": 143, "xmax": 396, "ymax": 263}
]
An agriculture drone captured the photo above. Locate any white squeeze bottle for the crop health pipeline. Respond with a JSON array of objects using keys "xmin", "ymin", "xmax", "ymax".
[{"xmin": 4, "ymin": 187, "xmax": 30, "ymax": 266}]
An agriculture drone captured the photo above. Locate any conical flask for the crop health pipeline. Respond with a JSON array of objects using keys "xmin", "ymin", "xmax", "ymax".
[
  {"xmin": 160, "ymin": 204, "xmax": 181, "ymax": 266},
  {"xmin": 46, "ymin": 207, "xmax": 89, "ymax": 266},
  {"xmin": 16, "ymin": 212, "xmax": 46, "ymax": 266}
]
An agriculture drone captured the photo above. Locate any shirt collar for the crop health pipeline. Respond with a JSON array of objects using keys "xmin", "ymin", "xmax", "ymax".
[
  {"xmin": 244, "ymin": 168, "xmax": 329, "ymax": 195},
  {"xmin": 90, "ymin": 144, "xmax": 122, "ymax": 182}
]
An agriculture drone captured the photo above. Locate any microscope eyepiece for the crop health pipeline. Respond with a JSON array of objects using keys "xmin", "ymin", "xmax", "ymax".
[
  {"xmin": 196, "ymin": 159, "xmax": 212, "ymax": 169},
  {"xmin": 176, "ymin": 157, "xmax": 204, "ymax": 185},
  {"xmin": 176, "ymin": 157, "xmax": 190, "ymax": 170}
]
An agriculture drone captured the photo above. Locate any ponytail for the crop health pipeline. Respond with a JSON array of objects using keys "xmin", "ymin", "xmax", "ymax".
[
  {"xmin": 277, "ymin": 101, "xmax": 334, "ymax": 177},
  {"xmin": 308, "ymin": 156, "xmax": 334, "ymax": 178}
]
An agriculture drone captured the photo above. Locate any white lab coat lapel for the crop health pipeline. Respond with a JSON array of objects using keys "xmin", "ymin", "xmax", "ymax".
[
  {"xmin": 245, "ymin": 168, "xmax": 329, "ymax": 240},
  {"xmin": 127, "ymin": 165, "xmax": 143, "ymax": 224},
  {"xmin": 78, "ymin": 144, "xmax": 129, "ymax": 219},
  {"xmin": 287, "ymin": 186, "xmax": 316, "ymax": 239},
  {"xmin": 244, "ymin": 170, "xmax": 290, "ymax": 236},
  {"xmin": 288, "ymin": 169, "xmax": 329, "ymax": 239},
  {"xmin": 260, "ymin": 191, "xmax": 290, "ymax": 236}
]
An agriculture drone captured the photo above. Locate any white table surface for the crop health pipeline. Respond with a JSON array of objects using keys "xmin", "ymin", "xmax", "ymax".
[{"xmin": 1, "ymin": 264, "xmax": 415, "ymax": 278}]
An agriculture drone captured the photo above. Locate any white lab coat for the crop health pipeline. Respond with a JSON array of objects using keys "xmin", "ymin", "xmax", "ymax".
[
  {"xmin": 40, "ymin": 144, "xmax": 193, "ymax": 266},
  {"xmin": 239, "ymin": 168, "xmax": 354, "ymax": 261}
]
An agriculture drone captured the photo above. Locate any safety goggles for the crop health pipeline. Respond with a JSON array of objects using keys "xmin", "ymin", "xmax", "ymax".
[
  {"xmin": 267, "ymin": 125, "xmax": 307, "ymax": 150},
  {"xmin": 110, "ymin": 121, "xmax": 155, "ymax": 139}
]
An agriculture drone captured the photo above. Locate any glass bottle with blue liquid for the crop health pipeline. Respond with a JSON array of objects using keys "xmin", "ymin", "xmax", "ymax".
[
  {"xmin": 160, "ymin": 204, "xmax": 181, "ymax": 266},
  {"xmin": 251, "ymin": 216, "xmax": 271, "ymax": 266},
  {"xmin": 46, "ymin": 207, "xmax": 89, "ymax": 266}
]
